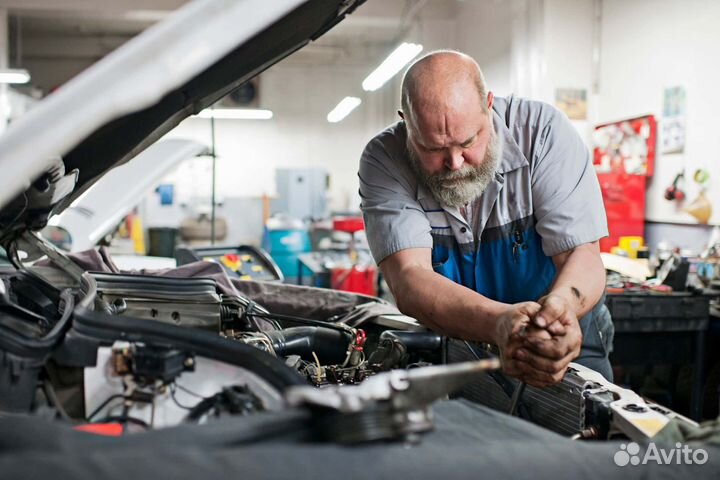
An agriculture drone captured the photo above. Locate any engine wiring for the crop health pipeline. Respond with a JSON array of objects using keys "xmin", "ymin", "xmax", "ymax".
[
  {"xmin": 173, "ymin": 382, "xmax": 205, "ymax": 399},
  {"xmin": 41, "ymin": 379, "xmax": 71, "ymax": 422},
  {"xmin": 183, "ymin": 386, "xmax": 263, "ymax": 423},
  {"xmin": 246, "ymin": 310, "xmax": 355, "ymax": 335},
  {"xmin": 70, "ymin": 279, "xmax": 435, "ymax": 430},
  {"xmin": 169, "ymin": 383, "xmax": 205, "ymax": 410},
  {"xmin": 239, "ymin": 300, "xmax": 281, "ymax": 330},
  {"xmin": 224, "ymin": 331, "xmax": 276, "ymax": 355},
  {"xmin": 311, "ymin": 351, "xmax": 323, "ymax": 383},
  {"xmin": 85, "ymin": 380, "xmax": 209, "ymax": 429},
  {"xmin": 1, "ymin": 192, "xmax": 29, "ymax": 268},
  {"xmin": 91, "ymin": 415, "xmax": 150, "ymax": 430},
  {"xmin": 85, "ymin": 376, "xmax": 158, "ymax": 428}
]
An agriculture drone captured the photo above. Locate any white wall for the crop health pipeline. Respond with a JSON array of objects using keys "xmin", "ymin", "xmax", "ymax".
[
  {"xmin": 598, "ymin": 0, "xmax": 720, "ymax": 225},
  {"xmin": 455, "ymin": 0, "xmax": 514, "ymax": 96},
  {"xmin": 540, "ymin": 0, "xmax": 596, "ymax": 139}
]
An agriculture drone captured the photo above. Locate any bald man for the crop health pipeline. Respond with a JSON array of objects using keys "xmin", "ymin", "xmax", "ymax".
[{"xmin": 359, "ymin": 50, "xmax": 613, "ymax": 387}]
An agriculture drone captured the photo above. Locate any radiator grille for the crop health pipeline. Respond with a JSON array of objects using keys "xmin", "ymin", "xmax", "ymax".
[{"xmin": 446, "ymin": 339, "xmax": 589, "ymax": 436}]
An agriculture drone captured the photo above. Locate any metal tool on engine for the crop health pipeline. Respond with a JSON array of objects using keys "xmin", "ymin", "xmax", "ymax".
[{"xmin": 285, "ymin": 358, "xmax": 500, "ymax": 444}]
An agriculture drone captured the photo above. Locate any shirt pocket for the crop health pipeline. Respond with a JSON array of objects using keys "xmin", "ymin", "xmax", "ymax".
[
  {"xmin": 510, "ymin": 228, "xmax": 529, "ymax": 263},
  {"xmin": 431, "ymin": 245, "xmax": 464, "ymax": 285},
  {"xmin": 431, "ymin": 246, "xmax": 450, "ymax": 269}
]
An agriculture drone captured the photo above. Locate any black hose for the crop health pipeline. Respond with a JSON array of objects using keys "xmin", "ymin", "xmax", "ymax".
[
  {"xmin": 379, "ymin": 330, "xmax": 443, "ymax": 351},
  {"xmin": 72, "ymin": 306, "xmax": 307, "ymax": 391},
  {"xmin": 0, "ymin": 289, "xmax": 74, "ymax": 357},
  {"xmin": 249, "ymin": 311, "xmax": 353, "ymax": 334},
  {"xmin": 185, "ymin": 395, "xmax": 219, "ymax": 422},
  {"xmin": 264, "ymin": 327, "xmax": 351, "ymax": 364},
  {"xmin": 86, "ymin": 394, "xmax": 125, "ymax": 421}
]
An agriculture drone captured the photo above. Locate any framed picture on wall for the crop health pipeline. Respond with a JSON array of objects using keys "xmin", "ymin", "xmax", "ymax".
[{"xmin": 555, "ymin": 88, "xmax": 587, "ymax": 120}]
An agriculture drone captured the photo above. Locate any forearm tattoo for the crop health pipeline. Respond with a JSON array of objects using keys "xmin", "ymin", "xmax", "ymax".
[{"xmin": 571, "ymin": 286, "xmax": 586, "ymax": 308}]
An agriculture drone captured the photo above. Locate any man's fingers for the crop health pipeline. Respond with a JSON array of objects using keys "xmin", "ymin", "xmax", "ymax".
[
  {"xmin": 502, "ymin": 361, "xmax": 523, "ymax": 378},
  {"xmin": 533, "ymin": 294, "xmax": 579, "ymax": 330},
  {"xmin": 524, "ymin": 327, "xmax": 582, "ymax": 360},
  {"xmin": 534, "ymin": 295, "xmax": 566, "ymax": 328},
  {"xmin": 521, "ymin": 325, "xmax": 552, "ymax": 341},
  {"xmin": 513, "ymin": 348, "xmax": 564, "ymax": 374},
  {"xmin": 498, "ymin": 301, "xmax": 567, "ymax": 385},
  {"xmin": 510, "ymin": 317, "xmax": 530, "ymax": 336},
  {"xmin": 514, "ymin": 347, "xmax": 576, "ymax": 375},
  {"xmin": 502, "ymin": 351, "xmax": 569, "ymax": 387},
  {"xmin": 547, "ymin": 321, "xmax": 566, "ymax": 335},
  {"xmin": 499, "ymin": 348, "xmax": 523, "ymax": 378},
  {"xmin": 517, "ymin": 301, "xmax": 542, "ymax": 318},
  {"xmin": 524, "ymin": 336, "xmax": 570, "ymax": 359}
]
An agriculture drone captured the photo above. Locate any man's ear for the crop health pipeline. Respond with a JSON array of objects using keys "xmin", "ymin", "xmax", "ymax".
[
  {"xmin": 487, "ymin": 91, "xmax": 494, "ymax": 110},
  {"xmin": 398, "ymin": 109, "xmax": 405, "ymax": 120}
]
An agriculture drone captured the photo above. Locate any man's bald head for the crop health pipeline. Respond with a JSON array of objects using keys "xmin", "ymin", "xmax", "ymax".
[
  {"xmin": 399, "ymin": 50, "xmax": 499, "ymax": 207},
  {"xmin": 400, "ymin": 50, "xmax": 489, "ymax": 131}
]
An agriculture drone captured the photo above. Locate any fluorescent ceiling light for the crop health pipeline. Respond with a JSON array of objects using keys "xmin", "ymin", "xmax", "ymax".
[
  {"xmin": 362, "ymin": 42, "xmax": 423, "ymax": 92},
  {"xmin": 0, "ymin": 68, "xmax": 31, "ymax": 85},
  {"xmin": 197, "ymin": 108, "xmax": 273, "ymax": 120},
  {"xmin": 327, "ymin": 96, "xmax": 361, "ymax": 123}
]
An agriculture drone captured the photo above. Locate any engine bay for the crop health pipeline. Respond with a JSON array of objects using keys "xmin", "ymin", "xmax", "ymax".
[{"xmin": 0, "ymin": 232, "xmax": 700, "ymax": 445}]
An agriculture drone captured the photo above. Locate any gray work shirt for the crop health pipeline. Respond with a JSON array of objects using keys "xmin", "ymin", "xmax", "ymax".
[{"xmin": 358, "ymin": 95, "xmax": 608, "ymax": 304}]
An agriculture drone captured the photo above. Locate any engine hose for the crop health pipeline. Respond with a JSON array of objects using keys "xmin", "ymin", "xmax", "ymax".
[
  {"xmin": 264, "ymin": 326, "xmax": 351, "ymax": 365},
  {"xmin": 71, "ymin": 306, "xmax": 307, "ymax": 391},
  {"xmin": 378, "ymin": 330, "xmax": 443, "ymax": 352}
]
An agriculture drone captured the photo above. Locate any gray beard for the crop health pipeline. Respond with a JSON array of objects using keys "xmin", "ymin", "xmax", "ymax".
[{"xmin": 407, "ymin": 127, "xmax": 501, "ymax": 207}]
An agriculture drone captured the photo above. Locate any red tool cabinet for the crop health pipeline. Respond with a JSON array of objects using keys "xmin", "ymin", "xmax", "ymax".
[{"xmin": 593, "ymin": 115, "xmax": 657, "ymax": 252}]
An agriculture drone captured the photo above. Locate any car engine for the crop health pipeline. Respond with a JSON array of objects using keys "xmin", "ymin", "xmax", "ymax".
[{"xmin": 0, "ymin": 232, "xmax": 698, "ymax": 444}]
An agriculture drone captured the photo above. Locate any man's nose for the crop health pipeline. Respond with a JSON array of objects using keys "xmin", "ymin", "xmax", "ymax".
[{"xmin": 444, "ymin": 148, "xmax": 464, "ymax": 171}]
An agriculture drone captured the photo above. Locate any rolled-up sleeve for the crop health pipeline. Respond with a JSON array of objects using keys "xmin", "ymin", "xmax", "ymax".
[
  {"xmin": 531, "ymin": 110, "xmax": 608, "ymax": 257},
  {"xmin": 358, "ymin": 135, "xmax": 432, "ymax": 264}
]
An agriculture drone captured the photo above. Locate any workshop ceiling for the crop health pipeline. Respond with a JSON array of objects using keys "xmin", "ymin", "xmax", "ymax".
[{"xmin": 0, "ymin": 0, "xmax": 461, "ymax": 93}]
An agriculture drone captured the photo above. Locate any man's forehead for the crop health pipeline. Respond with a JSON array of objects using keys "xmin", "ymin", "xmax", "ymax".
[{"xmin": 411, "ymin": 105, "xmax": 487, "ymax": 146}]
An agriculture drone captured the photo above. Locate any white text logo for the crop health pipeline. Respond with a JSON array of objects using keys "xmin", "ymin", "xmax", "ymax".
[{"xmin": 614, "ymin": 442, "xmax": 708, "ymax": 467}]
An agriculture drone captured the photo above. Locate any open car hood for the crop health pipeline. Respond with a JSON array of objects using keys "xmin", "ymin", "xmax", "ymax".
[{"xmin": 0, "ymin": 0, "xmax": 365, "ymax": 246}]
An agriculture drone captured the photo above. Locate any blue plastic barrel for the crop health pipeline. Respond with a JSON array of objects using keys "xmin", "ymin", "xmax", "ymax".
[{"xmin": 263, "ymin": 217, "xmax": 311, "ymax": 283}]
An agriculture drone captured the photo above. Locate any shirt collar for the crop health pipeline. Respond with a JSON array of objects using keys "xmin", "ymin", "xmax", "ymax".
[{"xmin": 492, "ymin": 107, "xmax": 528, "ymax": 174}]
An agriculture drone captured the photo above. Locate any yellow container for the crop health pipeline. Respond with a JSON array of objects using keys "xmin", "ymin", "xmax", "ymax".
[{"xmin": 618, "ymin": 236, "xmax": 644, "ymax": 259}]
